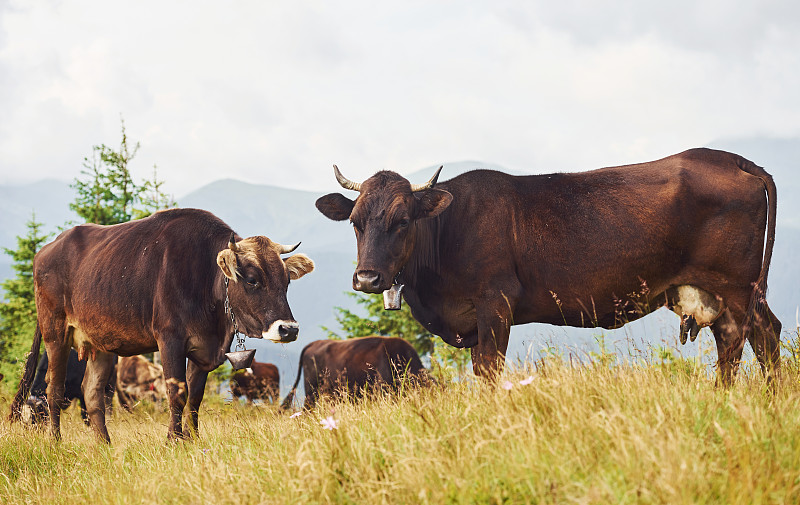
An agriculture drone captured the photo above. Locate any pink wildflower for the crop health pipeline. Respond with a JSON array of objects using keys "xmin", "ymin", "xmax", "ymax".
[
  {"xmin": 289, "ymin": 412, "xmax": 302, "ymax": 419},
  {"xmin": 320, "ymin": 416, "xmax": 338, "ymax": 430},
  {"xmin": 501, "ymin": 380, "xmax": 513, "ymax": 390},
  {"xmin": 519, "ymin": 376, "xmax": 534, "ymax": 386}
]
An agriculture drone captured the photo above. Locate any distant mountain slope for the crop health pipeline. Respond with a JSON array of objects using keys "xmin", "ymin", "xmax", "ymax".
[{"xmin": 0, "ymin": 179, "xmax": 76, "ymax": 280}]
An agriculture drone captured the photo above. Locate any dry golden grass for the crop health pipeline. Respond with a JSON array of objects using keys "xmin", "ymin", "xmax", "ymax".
[{"xmin": 1, "ymin": 354, "xmax": 800, "ymax": 504}]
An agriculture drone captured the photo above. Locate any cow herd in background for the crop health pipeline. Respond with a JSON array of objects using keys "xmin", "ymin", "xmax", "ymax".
[
  {"xmin": 7, "ymin": 147, "xmax": 783, "ymax": 443},
  {"xmin": 16, "ymin": 335, "xmax": 425, "ymax": 428},
  {"xmin": 20, "ymin": 351, "xmax": 166, "ymax": 426}
]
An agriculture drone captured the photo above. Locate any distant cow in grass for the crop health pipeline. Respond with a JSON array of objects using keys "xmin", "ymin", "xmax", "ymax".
[
  {"xmin": 230, "ymin": 360, "xmax": 280, "ymax": 404},
  {"xmin": 281, "ymin": 336, "xmax": 427, "ymax": 410},
  {"xmin": 116, "ymin": 355, "xmax": 167, "ymax": 410},
  {"xmin": 21, "ymin": 349, "xmax": 116, "ymax": 426}
]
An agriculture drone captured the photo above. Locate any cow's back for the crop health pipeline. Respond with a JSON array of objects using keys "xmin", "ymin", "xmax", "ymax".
[
  {"xmin": 251, "ymin": 361, "xmax": 279, "ymax": 383},
  {"xmin": 437, "ymin": 149, "xmax": 763, "ymax": 267}
]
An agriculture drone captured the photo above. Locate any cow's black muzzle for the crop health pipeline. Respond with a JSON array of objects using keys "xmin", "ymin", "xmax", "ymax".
[{"xmin": 353, "ymin": 270, "xmax": 386, "ymax": 293}]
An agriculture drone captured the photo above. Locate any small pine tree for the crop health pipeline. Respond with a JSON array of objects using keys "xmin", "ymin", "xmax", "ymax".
[
  {"xmin": 70, "ymin": 118, "xmax": 174, "ymax": 225},
  {"xmin": 0, "ymin": 213, "xmax": 52, "ymax": 385},
  {"xmin": 134, "ymin": 165, "xmax": 177, "ymax": 220},
  {"xmin": 323, "ymin": 291, "xmax": 471, "ymax": 375}
]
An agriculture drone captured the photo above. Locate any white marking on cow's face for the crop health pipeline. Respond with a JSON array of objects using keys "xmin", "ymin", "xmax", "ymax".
[
  {"xmin": 262, "ymin": 320, "xmax": 299, "ymax": 342},
  {"xmin": 670, "ymin": 285, "xmax": 723, "ymax": 327}
]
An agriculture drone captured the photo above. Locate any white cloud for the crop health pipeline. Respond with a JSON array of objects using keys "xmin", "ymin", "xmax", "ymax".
[{"xmin": 1, "ymin": 1, "xmax": 799, "ymax": 198}]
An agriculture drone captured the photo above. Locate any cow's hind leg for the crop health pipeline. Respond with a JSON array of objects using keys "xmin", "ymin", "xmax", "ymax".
[
  {"xmin": 82, "ymin": 351, "xmax": 117, "ymax": 443},
  {"xmin": 303, "ymin": 364, "xmax": 320, "ymax": 410},
  {"xmin": 185, "ymin": 360, "xmax": 208, "ymax": 437},
  {"xmin": 747, "ymin": 303, "xmax": 782, "ymax": 384},
  {"xmin": 43, "ymin": 340, "xmax": 70, "ymax": 441},
  {"xmin": 710, "ymin": 309, "xmax": 746, "ymax": 386}
]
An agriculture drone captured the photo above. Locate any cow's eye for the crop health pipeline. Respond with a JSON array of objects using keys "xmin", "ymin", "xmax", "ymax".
[
  {"xmin": 396, "ymin": 219, "xmax": 409, "ymax": 230},
  {"xmin": 245, "ymin": 277, "xmax": 259, "ymax": 287}
]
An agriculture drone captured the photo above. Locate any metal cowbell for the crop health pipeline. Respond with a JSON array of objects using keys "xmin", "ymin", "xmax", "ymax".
[
  {"xmin": 383, "ymin": 284, "xmax": 404, "ymax": 310},
  {"xmin": 226, "ymin": 348, "xmax": 256, "ymax": 370}
]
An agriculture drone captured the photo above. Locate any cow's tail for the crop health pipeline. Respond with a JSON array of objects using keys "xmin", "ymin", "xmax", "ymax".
[
  {"xmin": 7, "ymin": 324, "xmax": 43, "ymax": 422},
  {"xmin": 279, "ymin": 345, "xmax": 308, "ymax": 411},
  {"xmin": 737, "ymin": 156, "xmax": 778, "ymax": 338}
]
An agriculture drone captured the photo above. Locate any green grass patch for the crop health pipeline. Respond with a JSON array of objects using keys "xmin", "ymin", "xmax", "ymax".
[{"xmin": 1, "ymin": 358, "xmax": 799, "ymax": 504}]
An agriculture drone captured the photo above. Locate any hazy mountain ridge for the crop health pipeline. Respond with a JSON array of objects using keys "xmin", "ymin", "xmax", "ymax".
[
  {"xmin": 0, "ymin": 179, "xmax": 79, "ymax": 281},
  {"xmin": 0, "ymin": 144, "xmax": 798, "ymax": 393}
]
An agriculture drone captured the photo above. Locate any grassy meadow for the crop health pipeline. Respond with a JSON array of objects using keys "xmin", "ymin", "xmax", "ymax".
[{"xmin": 1, "ymin": 341, "xmax": 800, "ymax": 504}]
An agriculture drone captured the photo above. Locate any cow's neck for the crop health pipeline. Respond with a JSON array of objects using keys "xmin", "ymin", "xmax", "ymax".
[
  {"xmin": 399, "ymin": 215, "xmax": 441, "ymax": 289},
  {"xmin": 211, "ymin": 273, "xmax": 239, "ymax": 367}
]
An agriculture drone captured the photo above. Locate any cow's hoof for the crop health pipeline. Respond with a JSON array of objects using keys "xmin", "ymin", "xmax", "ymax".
[{"xmin": 690, "ymin": 323, "xmax": 700, "ymax": 342}]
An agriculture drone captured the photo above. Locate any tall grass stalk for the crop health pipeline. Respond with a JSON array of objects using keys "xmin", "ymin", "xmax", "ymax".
[{"xmin": 1, "ymin": 359, "xmax": 799, "ymax": 504}]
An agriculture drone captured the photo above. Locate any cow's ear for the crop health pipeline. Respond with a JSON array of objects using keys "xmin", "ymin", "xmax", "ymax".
[
  {"xmin": 216, "ymin": 248, "xmax": 239, "ymax": 281},
  {"xmin": 285, "ymin": 253, "xmax": 315, "ymax": 280},
  {"xmin": 316, "ymin": 193, "xmax": 355, "ymax": 221},
  {"xmin": 414, "ymin": 188, "xmax": 453, "ymax": 219}
]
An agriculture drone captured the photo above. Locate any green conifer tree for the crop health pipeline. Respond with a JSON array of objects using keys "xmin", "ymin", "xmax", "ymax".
[
  {"xmin": 70, "ymin": 119, "xmax": 174, "ymax": 225},
  {"xmin": 0, "ymin": 213, "xmax": 51, "ymax": 385}
]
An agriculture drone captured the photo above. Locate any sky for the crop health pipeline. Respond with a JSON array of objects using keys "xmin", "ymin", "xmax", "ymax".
[{"xmin": 1, "ymin": 1, "xmax": 799, "ymax": 198}]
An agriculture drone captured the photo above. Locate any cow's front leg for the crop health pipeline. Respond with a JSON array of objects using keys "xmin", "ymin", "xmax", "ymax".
[
  {"xmin": 82, "ymin": 351, "xmax": 117, "ymax": 443},
  {"xmin": 159, "ymin": 340, "xmax": 188, "ymax": 440},
  {"xmin": 472, "ymin": 292, "xmax": 516, "ymax": 378},
  {"xmin": 185, "ymin": 360, "xmax": 208, "ymax": 437}
]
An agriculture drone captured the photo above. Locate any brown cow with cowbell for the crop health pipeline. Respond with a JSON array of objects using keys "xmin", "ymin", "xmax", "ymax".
[
  {"xmin": 315, "ymin": 148, "xmax": 781, "ymax": 384},
  {"xmin": 9, "ymin": 208, "xmax": 314, "ymax": 442}
]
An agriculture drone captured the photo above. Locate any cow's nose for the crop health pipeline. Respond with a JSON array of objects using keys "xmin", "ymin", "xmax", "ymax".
[
  {"xmin": 279, "ymin": 323, "xmax": 299, "ymax": 342},
  {"xmin": 354, "ymin": 270, "xmax": 383, "ymax": 293}
]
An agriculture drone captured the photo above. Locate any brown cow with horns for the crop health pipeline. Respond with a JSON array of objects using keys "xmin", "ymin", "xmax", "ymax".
[
  {"xmin": 315, "ymin": 148, "xmax": 781, "ymax": 383},
  {"xmin": 9, "ymin": 208, "xmax": 314, "ymax": 442}
]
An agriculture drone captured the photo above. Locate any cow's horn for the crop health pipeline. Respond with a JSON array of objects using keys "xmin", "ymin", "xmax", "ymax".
[
  {"xmin": 229, "ymin": 233, "xmax": 239, "ymax": 253},
  {"xmin": 410, "ymin": 165, "xmax": 443, "ymax": 192},
  {"xmin": 275, "ymin": 242, "xmax": 301, "ymax": 254},
  {"xmin": 333, "ymin": 165, "xmax": 361, "ymax": 192}
]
